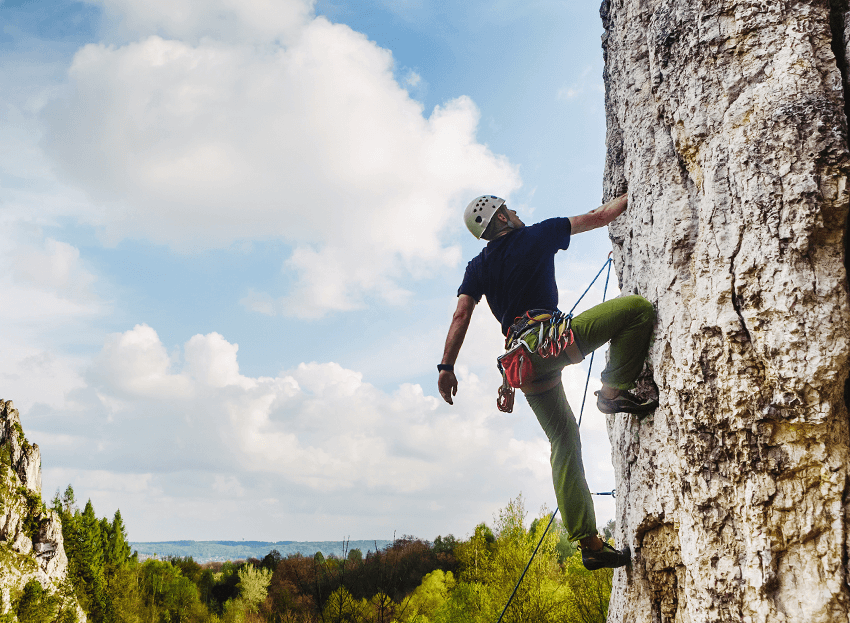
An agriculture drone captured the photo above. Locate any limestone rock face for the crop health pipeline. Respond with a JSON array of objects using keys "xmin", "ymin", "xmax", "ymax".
[
  {"xmin": 601, "ymin": 1, "xmax": 850, "ymax": 621},
  {"xmin": 0, "ymin": 403, "xmax": 42, "ymax": 496},
  {"xmin": 0, "ymin": 400, "xmax": 83, "ymax": 620}
]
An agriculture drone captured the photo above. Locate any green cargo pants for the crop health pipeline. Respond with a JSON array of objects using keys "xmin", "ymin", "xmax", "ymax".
[{"xmin": 523, "ymin": 295, "xmax": 655, "ymax": 541}]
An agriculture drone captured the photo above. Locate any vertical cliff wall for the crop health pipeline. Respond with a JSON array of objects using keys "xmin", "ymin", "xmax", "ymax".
[
  {"xmin": 0, "ymin": 400, "xmax": 83, "ymax": 620},
  {"xmin": 601, "ymin": 1, "xmax": 850, "ymax": 621}
]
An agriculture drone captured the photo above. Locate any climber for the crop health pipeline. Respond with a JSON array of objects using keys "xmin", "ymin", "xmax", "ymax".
[{"xmin": 437, "ymin": 193, "xmax": 657, "ymax": 570}]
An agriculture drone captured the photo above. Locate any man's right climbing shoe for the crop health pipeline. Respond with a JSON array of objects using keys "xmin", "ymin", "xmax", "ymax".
[
  {"xmin": 595, "ymin": 390, "xmax": 658, "ymax": 415},
  {"xmin": 581, "ymin": 542, "xmax": 632, "ymax": 571}
]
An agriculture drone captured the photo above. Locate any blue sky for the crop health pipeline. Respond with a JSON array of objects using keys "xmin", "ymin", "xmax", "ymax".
[{"xmin": 1, "ymin": 0, "xmax": 620, "ymax": 542}]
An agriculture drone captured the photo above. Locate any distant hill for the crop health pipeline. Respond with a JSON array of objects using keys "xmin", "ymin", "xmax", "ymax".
[{"xmin": 130, "ymin": 540, "xmax": 394, "ymax": 563}]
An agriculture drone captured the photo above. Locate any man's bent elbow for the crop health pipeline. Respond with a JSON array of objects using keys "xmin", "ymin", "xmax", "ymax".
[{"xmin": 454, "ymin": 295, "xmax": 476, "ymax": 322}]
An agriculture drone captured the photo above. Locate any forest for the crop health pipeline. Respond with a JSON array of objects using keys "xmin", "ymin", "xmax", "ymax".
[{"xmin": 15, "ymin": 489, "xmax": 613, "ymax": 623}]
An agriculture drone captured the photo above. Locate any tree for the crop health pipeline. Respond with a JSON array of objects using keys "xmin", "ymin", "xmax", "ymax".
[
  {"xmin": 62, "ymin": 485, "xmax": 76, "ymax": 515},
  {"xmin": 432, "ymin": 536, "xmax": 458, "ymax": 555},
  {"xmin": 431, "ymin": 581, "xmax": 486, "ymax": 623},
  {"xmin": 402, "ymin": 569, "xmax": 455, "ymax": 622},
  {"xmin": 322, "ymin": 586, "xmax": 365, "ymax": 623},
  {"xmin": 451, "ymin": 497, "xmax": 571, "ymax": 623},
  {"xmin": 563, "ymin": 551, "xmax": 611, "ymax": 623},
  {"xmin": 99, "ymin": 517, "xmax": 111, "ymax": 563},
  {"xmin": 261, "ymin": 549, "xmax": 282, "ymax": 572},
  {"xmin": 105, "ymin": 510, "xmax": 131, "ymax": 567},
  {"xmin": 15, "ymin": 579, "xmax": 59, "ymax": 623},
  {"xmin": 455, "ymin": 523, "xmax": 495, "ymax": 585},
  {"xmin": 209, "ymin": 561, "xmax": 242, "ymax": 612},
  {"xmin": 76, "ymin": 500, "xmax": 109, "ymax": 622},
  {"xmin": 237, "ymin": 564, "xmax": 272, "ymax": 613},
  {"xmin": 266, "ymin": 554, "xmax": 319, "ymax": 619},
  {"xmin": 139, "ymin": 559, "xmax": 208, "ymax": 623},
  {"xmin": 600, "ymin": 0, "xmax": 850, "ymax": 620},
  {"xmin": 106, "ymin": 561, "xmax": 144, "ymax": 623},
  {"xmin": 220, "ymin": 597, "xmax": 248, "ymax": 623}
]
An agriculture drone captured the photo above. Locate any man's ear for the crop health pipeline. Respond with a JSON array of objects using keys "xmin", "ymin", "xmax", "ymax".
[{"xmin": 496, "ymin": 212, "xmax": 508, "ymax": 224}]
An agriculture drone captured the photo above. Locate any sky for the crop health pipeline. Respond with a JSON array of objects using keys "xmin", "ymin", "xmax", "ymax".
[{"xmin": 1, "ymin": 0, "xmax": 621, "ymax": 542}]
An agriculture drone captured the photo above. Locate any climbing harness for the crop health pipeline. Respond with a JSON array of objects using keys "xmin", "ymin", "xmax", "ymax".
[
  {"xmin": 495, "ymin": 254, "xmax": 613, "ymax": 413},
  {"xmin": 496, "ymin": 310, "xmax": 574, "ymax": 412},
  {"xmin": 495, "ymin": 254, "xmax": 614, "ymax": 623}
]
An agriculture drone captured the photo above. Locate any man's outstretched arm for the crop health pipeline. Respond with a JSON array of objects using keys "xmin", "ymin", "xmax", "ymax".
[
  {"xmin": 438, "ymin": 294, "xmax": 477, "ymax": 405},
  {"xmin": 569, "ymin": 193, "xmax": 628, "ymax": 234}
]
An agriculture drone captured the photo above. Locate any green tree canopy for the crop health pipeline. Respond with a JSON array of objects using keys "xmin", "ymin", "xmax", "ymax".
[
  {"xmin": 433, "ymin": 535, "xmax": 459, "ymax": 555},
  {"xmin": 237, "ymin": 564, "xmax": 272, "ymax": 613},
  {"xmin": 15, "ymin": 579, "xmax": 59, "ymax": 623},
  {"xmin": 105, "ymin": 509, "xmax": 131, "ymax": 567}
]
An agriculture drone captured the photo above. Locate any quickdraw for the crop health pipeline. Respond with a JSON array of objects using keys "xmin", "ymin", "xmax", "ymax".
[
  {"xmin": 496, "ymin": 310, "xmax": 574, "ymax": 412},
  {"xmin": 503, "ymin": 309, "xmax": 574, "ymax": 357}
]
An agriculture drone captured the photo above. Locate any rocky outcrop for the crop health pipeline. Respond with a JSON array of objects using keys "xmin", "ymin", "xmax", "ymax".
[
  {"xmin": 0, "ymin": 410, "xmax": 43, "ymax": 497},
  {"xmin": 0, "ymin": 400, "xmax": 83, "ymax": 620},
  {"xmin": 601, "ymin": 1, "xmax": 850, "ymax": 621}
]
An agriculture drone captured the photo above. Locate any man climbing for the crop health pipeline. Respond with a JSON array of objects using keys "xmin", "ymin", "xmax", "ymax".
[{"xmin": 437, "ymin": 193, "xmax": 656, "ymax": 570}]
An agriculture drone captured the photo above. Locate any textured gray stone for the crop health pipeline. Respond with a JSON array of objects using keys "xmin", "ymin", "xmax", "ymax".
[
  {"xmin": 0, "ymin": 400, "xmax": 41, "ymax": 495},
  {"xmin": 0, "ymin": 400, "xmax": 84, "ymax": 620},
  {"xmin": 601, "ymin": 1, "xmax": 850, "ymax": 621}
]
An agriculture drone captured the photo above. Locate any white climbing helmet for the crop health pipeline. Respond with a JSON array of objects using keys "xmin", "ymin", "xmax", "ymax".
[{"xmin": 464, "ymin": 195, "xmax": 506, "ymax": 239}]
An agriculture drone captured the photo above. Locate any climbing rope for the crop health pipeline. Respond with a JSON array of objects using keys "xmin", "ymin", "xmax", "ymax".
[
  {"xmin": 578, "ymin": 254, "xmax": 613, "ymax": 427},
  {"xmin": 495, "ymin": 254, "xmax": 614, "ymax": 623}
]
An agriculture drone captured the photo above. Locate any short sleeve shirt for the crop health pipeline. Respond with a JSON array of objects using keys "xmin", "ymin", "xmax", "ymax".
[{"xmin": 458, "ymin": 218, "xmax": 572, "ymax": 335}]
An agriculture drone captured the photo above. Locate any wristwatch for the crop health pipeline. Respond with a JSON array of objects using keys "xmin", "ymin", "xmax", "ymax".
[{"xmin": 437, "ymin": 364, "xmax": 454, "ymax": 373}]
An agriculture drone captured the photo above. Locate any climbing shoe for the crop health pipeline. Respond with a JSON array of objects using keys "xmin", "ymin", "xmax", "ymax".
[
  {"xmin": 581, "ymin": 542, "xmax": 632, "ymax": 571},
  {"xmin": 595, "ymin": 390, "xmax": 658, "ymax": 415}
]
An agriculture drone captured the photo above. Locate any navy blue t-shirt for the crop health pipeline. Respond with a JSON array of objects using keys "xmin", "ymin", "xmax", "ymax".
[{"xmin": 458, "ymin": 218, "xmax": 572, "ymax": 335}]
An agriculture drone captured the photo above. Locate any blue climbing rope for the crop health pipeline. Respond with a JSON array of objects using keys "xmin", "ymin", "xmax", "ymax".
[
  {"xmin": 495, "ymin": 254, "xmax": 614, "ymax": 623},
  {"xmin": 567, "ymin": 254, "xmax": 613, "ymax": 316},
  {"xmin": 578, "ymin": 256, "xmax": 613, "ymax": 428}
]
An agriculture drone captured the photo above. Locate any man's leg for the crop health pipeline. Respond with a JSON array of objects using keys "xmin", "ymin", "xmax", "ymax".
[
  {"xmin": 523, "ymin": 383, "xmax": 596, "ymax": 542},
  {"xmin": 571, "ymin": 294, "xmax": 655, "ymax": 390}
]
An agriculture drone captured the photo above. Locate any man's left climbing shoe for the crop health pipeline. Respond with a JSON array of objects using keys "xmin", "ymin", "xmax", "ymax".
[
  {"xmin": 581, "ymin": 542, "xmax": 631, "ymax": 570},
  {"xmin": 595, "ymin": 391, "xmax": 658, "ymax": 415}
]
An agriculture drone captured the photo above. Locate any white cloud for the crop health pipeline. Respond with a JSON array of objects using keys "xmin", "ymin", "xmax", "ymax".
[
  {"xmin": 0, "ymin": 221, "xmax": 104, "ymax": 411},
  {"xmin": 0, "ymin": 222, "xmax": 102, "ymax": 320},
  {"xmin": 22, "ymin": 302, "xmax": 621, "ymax": 540},
  {"xmin": 12, "ymin": 238, "xmax": 96, "ymax": 302},
  {"xmin": 33, "ymin": 323, "xmax": 568, "ymax": 540},
  {"xmin": 90, "ymin": 324, "xmax": 192, "ymax": 400},
  {"xmin": 184, "ymin": 332, "xmax": 257, "ymax": 389},
  {"xmin": 41, "ymin": 0, "xmax": 521, "ymax": 315}
]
